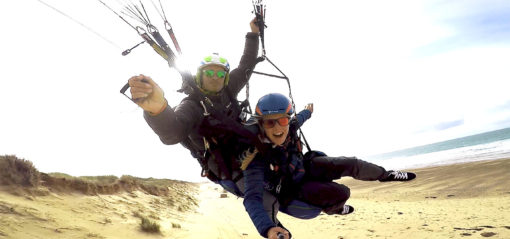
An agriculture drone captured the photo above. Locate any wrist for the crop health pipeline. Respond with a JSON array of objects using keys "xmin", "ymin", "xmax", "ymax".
[
  {"xmin": 148, "ymin": 99, "xmax": 168, "ymax": 116},
  {"xmin": 246, "ymin": 32, "xmax": 259, "ymax": 38}
]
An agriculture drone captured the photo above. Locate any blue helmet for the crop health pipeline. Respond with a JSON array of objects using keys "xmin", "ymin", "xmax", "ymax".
[{"xmin": 255, "ymin": 93, "xmax": 294, "ymax": 117}]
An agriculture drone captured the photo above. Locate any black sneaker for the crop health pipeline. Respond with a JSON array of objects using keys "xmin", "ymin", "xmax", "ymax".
[
  {"xmin": 379, "ymin": 170, "xmax": 416, "ymax": 182},
  {"xmin": 339, "ymin": 205, "xmax": 354, "ymax": 215}
]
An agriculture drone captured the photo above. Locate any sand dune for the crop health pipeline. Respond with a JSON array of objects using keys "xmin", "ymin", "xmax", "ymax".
[
  {"xmin": 0, "ymin": 185, "xmax": 199, "ymax": 239},
  {"xmin": 1, "ymin": 158, "xmax": 509, "ymax": 238},
  {"xmin": 0, "ymin": 155, "xmax": 201, "ymax": 239}
]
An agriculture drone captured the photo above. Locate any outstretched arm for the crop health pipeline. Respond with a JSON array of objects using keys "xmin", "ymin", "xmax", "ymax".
[
  {"xmin": 243, "ymin": 158, "xmax": 279, "ymax": 237},
  {"xmin": 128, "ymin": 75, "xmax": 203, "ymax": 145},
  {"xmin": 294, "ymin": 103, "xmax": 313, "ymax": 128},
  {"xmin": 143, "ymin": 99, "xmax": 202, "ymax": 145},
  {"xmin": 227, "ymin": 18, "xmax": 261, "ymax": 96}
]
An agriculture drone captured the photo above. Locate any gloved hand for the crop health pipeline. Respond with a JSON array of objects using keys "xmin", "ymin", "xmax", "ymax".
[{"xmin": 128, "ymin": 74, "xmax": 167, "ymax": 115}]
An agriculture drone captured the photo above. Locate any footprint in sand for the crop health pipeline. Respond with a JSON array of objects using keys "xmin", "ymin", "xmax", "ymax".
[
  {"xmin": 480, "ymin": 232, "xmax": 497, "ymax": 237},
  {"xmin": 479, "ymin": 226, "xmax": 495, "ymax": 228}
]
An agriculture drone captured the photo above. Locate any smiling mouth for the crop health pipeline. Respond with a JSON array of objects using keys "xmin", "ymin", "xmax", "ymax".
[{"xmin": 273, "ymin": 132, "xmax": 284, "ymax": 137}]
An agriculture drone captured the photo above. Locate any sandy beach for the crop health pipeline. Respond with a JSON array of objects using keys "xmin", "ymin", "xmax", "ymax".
[
  {"xmin": 281, "ymin": 158, "xmax": 510, "ymax": 239},
  {"xmin": 1, "ymin": 158, "xmax": 509, "ymax": 239}
]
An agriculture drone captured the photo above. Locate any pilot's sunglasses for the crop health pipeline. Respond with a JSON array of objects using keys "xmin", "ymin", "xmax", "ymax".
[
  {"xmin": 203, "ymin": 69, "xmax": 226, "ymax": 78},
  {"xmin": 261, "ymin": 117, "xmax": 290, "ymax": 128}
]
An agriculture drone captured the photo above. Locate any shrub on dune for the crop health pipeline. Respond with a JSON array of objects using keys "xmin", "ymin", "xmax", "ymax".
[
  {"xmin": 140, "ymin": 216, "xmax": 160, "ymax": 233},
  {"xmin": 0, "ymin": 155, "xmax": 40, "ymax": 187}
]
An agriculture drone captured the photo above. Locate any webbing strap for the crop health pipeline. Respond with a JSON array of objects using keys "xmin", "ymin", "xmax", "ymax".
[
  {"xmin": 252, "ymin": 71, "xmax": 287, "ymax": 79},
  {"xmin": 249, "ymin": 3, "xmax": 313, "ymax": 151},
  {"xmin": 165, "ymin": 21, "xmax": 182, "ymax": 55},
  {"xmin": 139, "ymin": 31, "xmax": 169, "ymax": 61}
]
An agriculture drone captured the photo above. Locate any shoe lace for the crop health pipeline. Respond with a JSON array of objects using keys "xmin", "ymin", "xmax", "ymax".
[
  {"xmin": 341, "ymin": 205, "xmax": 350, "ymax": 214},
  {"xmin": 392, "ymin": 171, "xmax": 408, "ymax": 180}
]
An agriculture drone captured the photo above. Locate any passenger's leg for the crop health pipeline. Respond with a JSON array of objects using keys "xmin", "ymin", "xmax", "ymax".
[
  {"xmin": 306, "ymin": 156, "xmax": 388, "ymax": 181},
  {"xmin": 297, "ymin": 181, "xmax": 351, "ymax": 215}
]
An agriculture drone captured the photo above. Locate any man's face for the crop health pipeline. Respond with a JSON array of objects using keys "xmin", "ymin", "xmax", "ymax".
[
  {"xmin": 261, "ymin": 113, "xmax": 290, "ymax": 146},
  {"xmin": 201, "ymin": 65, "xmax": 227, "ymax": 93}
]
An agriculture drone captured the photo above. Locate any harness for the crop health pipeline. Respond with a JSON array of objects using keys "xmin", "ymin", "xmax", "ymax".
[
  {"xmin": 265, "ymin": 121, "xmax": 306, "ymax": 204},
  {"xmin": 185, "ymin": 88, "xmax": 264, "ymax": 184}
]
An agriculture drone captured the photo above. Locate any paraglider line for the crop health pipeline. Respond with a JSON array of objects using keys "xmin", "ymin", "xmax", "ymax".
[{"xmin": 37, "ymin": 0, "xmax": 121, "ymax": 49}]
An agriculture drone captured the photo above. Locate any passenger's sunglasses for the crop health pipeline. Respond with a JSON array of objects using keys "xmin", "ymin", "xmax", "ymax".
[
  {"xmin": 203, "ymin": 69, "xmax": 226, "ymax": 78},
  {"xmin": 261, "ymin": 117, "xmax": 290, "ymax": 129}
]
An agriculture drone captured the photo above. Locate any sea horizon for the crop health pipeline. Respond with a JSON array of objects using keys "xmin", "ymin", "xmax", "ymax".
[{"xmin": 364, "ymin": 127, "xmax": 510, "ymax": 170}]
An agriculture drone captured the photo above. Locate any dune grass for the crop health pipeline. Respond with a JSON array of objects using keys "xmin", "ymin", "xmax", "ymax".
[
  {"xmin": 140, "ymin": 216, "xmax": 161, "ymax": 233},
  {"xmin": 172, "ymin": 222, "xmax": 181, "ymax": 228},
  {"xmin": 0, "ymin": 155, "xmax": 40, "ymax": 186},
  {"xmin": 132, "ymin": 210, "xmax": 161, "ymax": 233},
  {"xmin": 0, "ymin": 155, "xmax": 196, "ymax": 197},
  {"xmin": 48, "ymin": 173, "xmax": 118, "ymax": 185}
]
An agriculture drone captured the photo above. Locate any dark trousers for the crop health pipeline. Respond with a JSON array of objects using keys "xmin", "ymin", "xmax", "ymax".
[{"xmin": 297, "ymin": 156, "xmax": 387, "ymax": 214}]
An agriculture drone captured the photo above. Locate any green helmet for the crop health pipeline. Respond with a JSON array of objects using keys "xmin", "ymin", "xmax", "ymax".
[{"xmin": 195, "ymin": 53, "xmax": 231, "ymax": 92}]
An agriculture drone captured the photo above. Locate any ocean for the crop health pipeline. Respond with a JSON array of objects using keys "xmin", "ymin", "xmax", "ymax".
[{"xmin": 365, "ymin": 127, "xmax": 510, "ymax": 170}]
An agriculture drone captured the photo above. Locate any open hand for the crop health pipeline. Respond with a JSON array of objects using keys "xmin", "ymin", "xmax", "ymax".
[{"xmin": 305, "ymin": 103, "xmax": 313, "ymax": 113}]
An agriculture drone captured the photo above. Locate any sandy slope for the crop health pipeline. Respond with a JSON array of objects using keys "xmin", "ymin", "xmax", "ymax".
[
  {"xmin": 1, "ymin": 159, "xmax": 510, "ymax": 239},
  {"xmin": 0, "ymin": 182, "xmax": 258, "ymax": 239},
  {"xmin": 0, "ymin": 184, "xmax": 199, "ymax": 239},
  {"xmin": 170, "ymin": 183, "xmax": 259, "ymax": 239}
]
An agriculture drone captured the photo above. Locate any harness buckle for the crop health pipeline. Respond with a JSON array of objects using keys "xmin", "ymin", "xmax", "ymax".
[
  {"xmin": 200, "ymin": 100, "xmax": 210, "ymax": 116},
  {"xmin": 276, "ymin": 178, "xmax": 282, "ymax": 194},
  {"xmin": 204, "ymin": 97, "xmax": 214, "ymax": 107}
]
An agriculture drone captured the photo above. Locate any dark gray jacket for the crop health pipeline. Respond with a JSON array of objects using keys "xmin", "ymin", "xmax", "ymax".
[{"xmin": 143, "ymin": 32, "xmax": 260, "ymax": 161}]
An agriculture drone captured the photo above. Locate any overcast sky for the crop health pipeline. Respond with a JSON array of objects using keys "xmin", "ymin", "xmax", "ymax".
[{"xmin": 1, "ymin": 0, "xmax": 509, "ymax": 182}]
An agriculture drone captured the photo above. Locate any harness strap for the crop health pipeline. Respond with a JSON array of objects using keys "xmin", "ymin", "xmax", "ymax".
[
  {"xmin": 299, "ymin": 130, "xmax": 312, "ymax": 152},
  {"xmin": 240, "ymin": 148, "xmax": 259, "ymax": 170},
  {"xmin": 232, "ymin": 172, "xmax": 244, "ymax": 183},
  {"xmin": 210, "ymin": 147, "xmax": 231, "ymax": 180},
  {"xmin": 194, "ymin": 90, "xmax": 262, "ymax": 181},
  {"xmin": 199, "ymin": 100, "xmax": 210, "ymax": 116}
]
